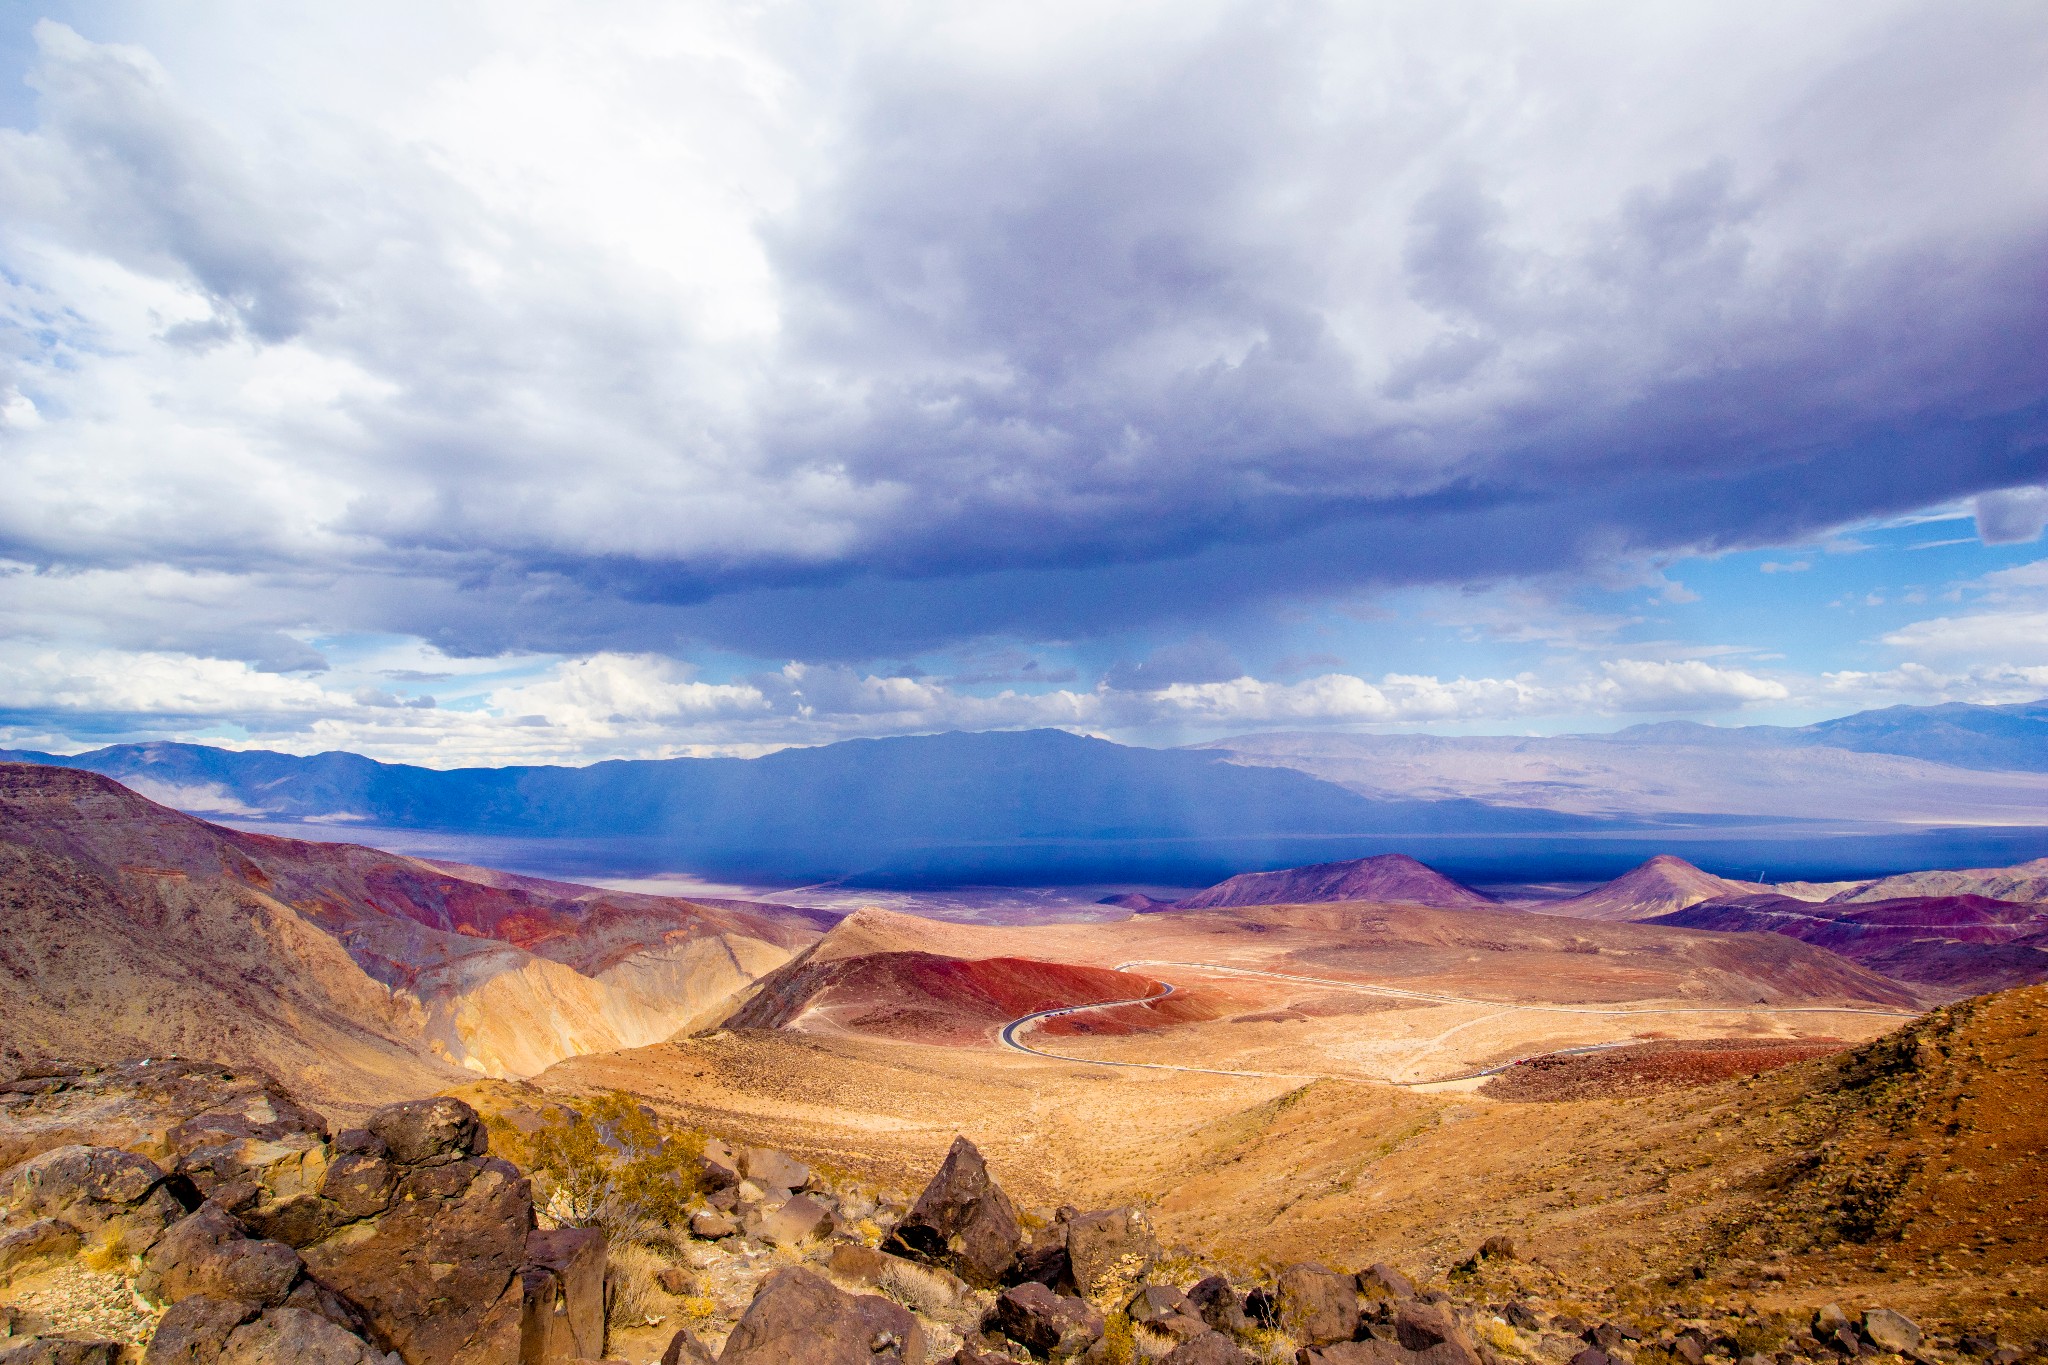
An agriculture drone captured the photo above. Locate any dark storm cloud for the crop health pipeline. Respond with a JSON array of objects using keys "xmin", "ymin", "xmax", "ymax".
[{"xmin": 2, "ymin": 3, "xmax": 2046, "ymax": 667}]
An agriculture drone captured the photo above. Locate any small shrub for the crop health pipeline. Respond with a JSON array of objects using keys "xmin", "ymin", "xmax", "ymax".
[
  {"xmin": 1478, "ymin": 1318, "xmax": 1524, "ymax": 1356},
  {"xmin": 1095, "ymin": 1311, "xmax": 1136, "ymax": 1365},
  {"xmin": 527, "ymin": 1091, "xmax": 707, "ymax": 1237},
  {"xmin": 604, "ymin": 1242, "xmax": 668, "ymax": 1331}
]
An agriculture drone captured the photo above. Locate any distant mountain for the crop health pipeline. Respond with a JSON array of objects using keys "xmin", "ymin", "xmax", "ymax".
[
  {"xmin": 1595, "ymin": 700, "xmax": 2048, "ymax": 771},
  {"xmin": 1650, "ymin": 892, "xmax": 2048, "ymax": 1001},
  {"xmin": 0, "ymin": 762, "xmax": 830, "ymax": 1096},
  {"xmin": 1826, "ymin": 856, "xmax": 2048, "ymax": 905},
  {"xmin": 0, "ymin": 731, "xmax": 1613, "ymax": 883},
  {"xmin": 1534, "ymin": 855, "xmax": 1758, "ymax": 922},
  {"xmin": 1195, "ymin": 699, "xmax": 2048, "ymax": 824},
  {"xmin": 1169, "ymin": 853, "xmax": 1496, "ymax": 911}
]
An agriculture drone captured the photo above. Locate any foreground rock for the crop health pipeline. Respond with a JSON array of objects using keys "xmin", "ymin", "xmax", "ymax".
[
  {"xmin": 719, "ymin": 1267, "xmax": 928, "ymax": 1365},
  {"xmin": 0, "ymin": 1067, "xmax": 606, "ymax": 1365},
  {"xmin": 884, "ymin": 1138, "xmax": 1022, "ymax": 1289},
  {"xmin": 986, "ymin": 1282, "xmax": 1102, "ymax": 1361}
]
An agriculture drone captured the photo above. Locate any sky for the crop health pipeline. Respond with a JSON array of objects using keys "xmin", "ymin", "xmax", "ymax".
[{"xmin": 1, "ymin": 1, "xmax": 2046, "ymax": 766}]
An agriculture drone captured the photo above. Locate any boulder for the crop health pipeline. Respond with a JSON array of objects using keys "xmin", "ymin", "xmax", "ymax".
[
  {"xmin": 690, "ymin": 1212, "xmax": 737, "ymax": 1240},
  {"xmin": 720, "ymin": 1267, "xmax": 928, "ymax": 1365},
  {"xmin": 2, "ymin": 1145, "xmax": 186, "ymax": 1259},
  {"xmin": 1163, "ymin": 1333, "xmax": 1251, "ymax": 1365},
  {"xmin": 520, "ymin": 1227, "xmax": 607, "ymax": 1363},
  {"xmin": 1356, "ymin": 1265, "xmax": 1415, "ymax": 1302},
  {"xmin": 1861, "ymin": 1312, "xmax": 1921, "ymax": 1355},
  {"xmin": 1478, "ymin": 1237, "xmax": 1516, "ymax": 1261},
  {"xmin": 138, "ymin": 1204, "xmax": 303, "ymax": 1309},
  {"xmin": 1185, "ymin": 1276, "xmax": 1249, "ymax": 1336},
  {"xmin": 655, "ymin": 1267, "xmax": 694, "ymax": 1296},
  {"xmin": 659, "ymin": 1327, "xmax": 716, "ymax": 1365},
  {"xmin": 886, "ymin": 1138, "xmax": 1023, "ymax": 1290},
  {"xmin": 698, "ymin": 1139, "xmax": 740, "ymax": 1192},
  {"xmin": 1146, "ymin": 1315, "xmax": 1212, "ymax": 1345},
  {"xmin": 1127, "ymin": 1285, "xmax": 1192, "ymax": 1326},
  {"xmin": 143, "ymin": 1295, "xmax": 263, "ymax": 1364},
  {"xmin": 988, "ymin": 1282, "xmax": 1102, "ymax": 1361},
  {"xmin": 1394, "ymin": 1302, "xmax": 1480, "ymax": 1365},
  {"xmin": 739, "ymin": 1148, "xmax": 811, "ymax": 1192},
  {"xmin": 297, "ymin": 1131, "xmax": 533, "ymax": 1365},
  {"xmin": 752, "ymin": 1194, "xmax": 832, "ymax": 1247},
  {"xmin": 1502, "ymin": 1303, "xmax": 1540, "ymax": 1333},
  {"xmin": 1571, "ymin": 1350, "xmax": 1612, "ymax": 1365},
  {"xmin": 1063, "ymin": 1208, "xmax": 1157, "ymax": 1301},
  {"xmin": 217, "ymin": 1308, "xmax": 383, "ymax": 1365},
  {"xmin": 1277, "ymin": 1264, "xmax": 1359, "ymax": 1347},
  {"xmin": 364, "ymin": 1097, "xmax": 486, "ymax": 1168},
  {"xmin": 1008, "ymin": 1219, "xmax": 1071, "ymax": 1292}
]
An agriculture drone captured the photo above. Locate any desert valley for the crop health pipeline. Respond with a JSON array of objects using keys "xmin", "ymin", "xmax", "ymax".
[{"xmin": 2, "ymin": 700, "xmax": 2045, "ymax": 1365}]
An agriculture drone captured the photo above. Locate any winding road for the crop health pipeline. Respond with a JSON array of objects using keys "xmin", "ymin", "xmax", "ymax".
[{"xmin": 994, "ymin": 958, "xmax": 1919, "ymax": 1085}]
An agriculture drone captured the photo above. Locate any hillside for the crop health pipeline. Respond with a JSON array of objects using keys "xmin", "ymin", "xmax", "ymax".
[
  {"xmin": 1649, "ymin": 893, "xmax": 2048, "ymax": 1000},
  {"xmin": 1170, "ymin": 852, "xmax": 1496, "ymax": 910},
  {"xmin": 1537, "ymin": 854, "xmax": 1759, "ymax": 921},
  {"xmin": 0, "ymin": 764, "xmax": 828, "ymax": 1102}
]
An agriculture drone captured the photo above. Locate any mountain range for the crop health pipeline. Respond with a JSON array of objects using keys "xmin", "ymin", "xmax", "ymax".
[
  {"xmin": 5, "ymin": 698, "xmax": 2045, "ymax": 886},
  {"xmin": 1197, "ymin": 698, "xmax": 2048, "ymax": 825}
]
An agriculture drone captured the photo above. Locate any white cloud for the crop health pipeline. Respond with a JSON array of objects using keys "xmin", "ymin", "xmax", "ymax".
[
  {"xmin": 1881, "ymin": 611, "xmax": 2048, "ymax": 663},
  {"xmin": 1587, "ymin": 659, "xmax": 1790, "ymax": 711}
]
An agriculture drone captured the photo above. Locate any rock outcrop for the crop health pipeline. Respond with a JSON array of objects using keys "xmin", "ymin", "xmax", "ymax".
[
  {"xmin": 0, "ymin": 1067, "xmax": 604, "ymax": 1365},
  {"xmin": 884, "ymin": 1138, "xmax": 1022, "ymax": 1289},
  {"xmin": 718, "ymin": 1267, "xmax": 927, "ymax": 1365}
]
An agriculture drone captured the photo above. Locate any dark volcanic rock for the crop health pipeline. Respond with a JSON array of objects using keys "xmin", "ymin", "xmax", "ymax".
[
  {"xmin": 364, "ymin": 1097, "xmax": 486, "ymax": 1168},
  {"xmin": 138, "ymin": 1204, "xmax": 302, "ymax": 1309},
  {"xmin": 886, "ymin": 1137, "xmax": 1023, "ymax": 1289},
  {"xmin": 1163, "ymin": 1332, "xmax": 1252, "ymax": 1365},
  {"xmin": 297, "ymin": 1099, "xmax": 533, "ymax": 1365},
  {"xmin": 216, "ymin": 1307, "xmax": 383, "ymax": 1365},
  {"xmin": 1278, "ymin": 1263, "xmax": 1359, "ymax": 1347},
  {"xmin": 721, "ymin": 1267, "xmax": 928, "ymax": 1365},
  {"xmin": 988, "ymin": 1281, "xmax": 1102, "ymax": 1360},
  {"xmin": 3, "ymin": 1145, "xmax": 185, "ymax": 1260},
  {"xmin": 141, "ymin": 1295, "xmax": 263, "ymax": 1365},
  {"xmin": 1186, "ymin": 1275, "xmax": 1249, "ymax": 1336}
]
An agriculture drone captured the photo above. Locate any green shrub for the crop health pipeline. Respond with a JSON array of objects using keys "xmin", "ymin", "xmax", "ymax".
[{"xmin": 527, "ymin": 1090, "xmax": 707, "ymax": 1235}]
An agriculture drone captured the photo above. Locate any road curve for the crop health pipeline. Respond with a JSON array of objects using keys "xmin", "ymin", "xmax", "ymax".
[
  {"xmin": 997, "ymin": 982, "xmax": 1294, "ymax": 1078},
  {"xmin": 993, "ymin": 958, "xmax": 1919, "ymax": 1085}
]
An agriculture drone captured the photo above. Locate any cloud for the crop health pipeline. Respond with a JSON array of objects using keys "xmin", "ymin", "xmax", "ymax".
[
  {"xmin": 1882, "ymin": 611, "xmax": 2048, "ymax": 663},
  {"xmin": 1587, "ymin": 659, "xmax": 1790, "ymax": 712},
  {"xmin": 1760, "ymin": 560, "xmax": 1812, "ymax": 573},
  {"xmin": 0, "ymin": 6, "xmax": 2039, "ymax": 667},
  {"xmin": 1975, "ymin": 485, "xmax": 2048, "ymax": 544}
]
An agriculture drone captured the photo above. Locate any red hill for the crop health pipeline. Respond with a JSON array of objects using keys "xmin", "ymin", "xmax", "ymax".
[
  {"xmin": 1170, "ymin": 853, "xmax": 1495, "ymax": 910},
  {"xmin": 1648, "ymin": 892, "xmax": 2048, "ymax": 1000}
]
